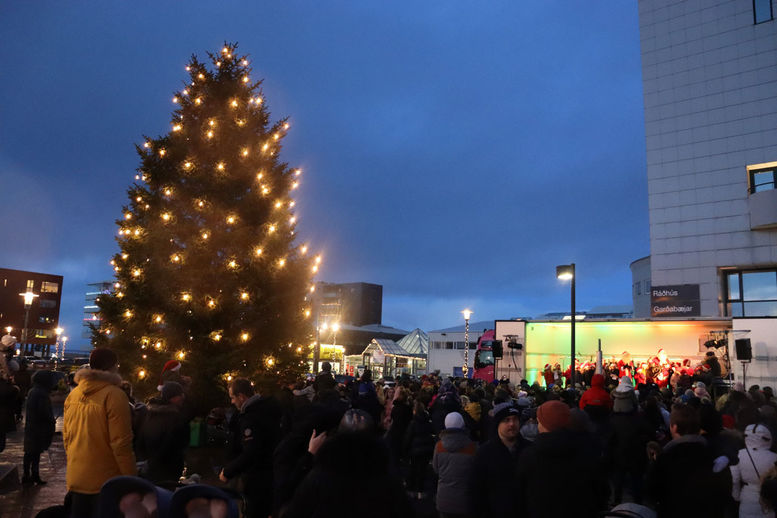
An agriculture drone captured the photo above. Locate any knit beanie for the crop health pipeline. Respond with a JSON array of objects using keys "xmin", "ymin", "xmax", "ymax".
[
  {"xmin": 89, "ymin": 348, "xmax": 118, "ymax": 371},
  {"xmin": 615, "ymin": 375, "xmax": 634, "ymax": 392},
  {"xmin": 444, "ymin": 411, "xmax": 465, "ymax": 429},
  {"xmin": 161, "ymin": 381, "xmax": 184, "ymax": 403},
  {"xmin": 537, "ymin": 400, "xmax": 571, "ymax": 432},
  {"xmin": 492, "ymin": 402, "xmax": 521, "ymax": 425}
]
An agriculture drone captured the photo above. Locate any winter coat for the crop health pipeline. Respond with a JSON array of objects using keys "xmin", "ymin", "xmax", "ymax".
[
  {"xmin": 224, "ymin": 394, "xmax": 282, "ymax": 480},
  {"xmin": 516, "ymin": 429, "xmax": 608, "ymax": 518},
  {"xmin": 282, "ymin": 431, "xmax": 412, "ymax": 518},
  {"xmin": 136, "ymin": 398, "xmax": 191, "ymax": 484},
  {"xmin": 404, "ymin": 412, "xmax": 436, "ymax": 459},
  {"xmin": 470, "ymin": 435, "xmax": 529, "ymax": 518},
  {"xmin": 313, "ymin": 371, "xmax": 336, "ymax": 394},
  {"xmin": 0, "ymin": 377, "xmax": 19, "ymax": 434},
  {"xmin": 731, "ymin": 424, "xmax": 777, "ymax": 518},
  {"xmin": 606, "ymin": 409, "xmax": 653, "ymax": 470},
  {"xmin": 386, "ymin": 401, "xmax": 412, "ymax": 458},
  {"xmin": 612, "ymin": 387, "xmax": 639, "ymax": 414},
  {"xmin": 24, "ymin": 370, "xmax": 56, "ymax": 454},
  {"xmin": 432, "ymin": 428, "xmax": 477, "ymax": 514},
  {"xmin": 579, "ymin": 374, "xmax": 613, "ymax": 410},
  {"xmin": 63, "ymin": 367, "xmax": 136, "ymax": 494},
  {"xmin": 352, "ymin": 381, "xmax": 382, "ymax": 424},
  {"xmin": 646, "ymin": 434, "xmax": 728, "ymax": 518}
]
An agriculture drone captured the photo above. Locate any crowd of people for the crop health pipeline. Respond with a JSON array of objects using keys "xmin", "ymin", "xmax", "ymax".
[{"xmin": 5, "ymin": 347, "xmax": 777, "ymax": 518}]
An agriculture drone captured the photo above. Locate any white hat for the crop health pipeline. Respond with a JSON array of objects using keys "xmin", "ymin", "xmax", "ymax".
[{"xmin": 444, "ymin": 411, "xmax": 465, "ymax": 429}]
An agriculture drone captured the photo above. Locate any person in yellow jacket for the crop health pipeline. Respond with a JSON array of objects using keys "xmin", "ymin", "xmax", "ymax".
[{"xmin": 63, "ymin": 348, "xmax": 136, "ymax": 518}]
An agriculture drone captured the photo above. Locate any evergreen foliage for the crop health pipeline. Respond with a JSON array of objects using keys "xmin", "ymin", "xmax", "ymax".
[{"xmin": 93, "ymin": 43, "xmax": 315, "ymax": 408}]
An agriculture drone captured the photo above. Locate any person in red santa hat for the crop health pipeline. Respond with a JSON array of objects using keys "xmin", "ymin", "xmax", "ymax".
[
  {"xmin": 157, "ymin": 360, "xmax": 190, "ymax": 392},
  {"xmin": 617, "ymin": 351, "xmax": 634, "ymax": 378},
  {"xmin": 542, "ymin": 364, "xmax": 554, "ymax": 388}
]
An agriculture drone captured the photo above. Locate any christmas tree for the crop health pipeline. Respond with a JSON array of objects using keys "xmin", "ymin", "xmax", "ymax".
[{"xmin": 93, "ymin": 43, "xmax": 318, "ymax": 408}]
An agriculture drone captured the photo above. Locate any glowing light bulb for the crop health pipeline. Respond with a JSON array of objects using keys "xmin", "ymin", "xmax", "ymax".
[
  {"xmin": 254, "ymin": 247, "xmax": 263, "ymax": 256},
  {"xmin": 231, "ymin": 99, "xmax": 238, "ymax": 108},
  {"xmin": 171, "ymin": 254, "xmax": 181, "ymax": 263},
  {"xmin": 312, "ymin": 265, "xmax": 319, "ymax": 273},
  {"xmin": 195, "ymin": 97, "xmax": 203, "ymax": 105},
  {"xmin": 172, "ymin": 124, "xmax": 182, "ymax": 132},
  {"xmin": 207, "ymin": 130, "xmax": 214, "ymax": 139},
  {"xmin": 289, "ymin": 216, "xmax": 296, "ymax": 224},
  {"xmin": 143, "ymin": 141, "xmax": 151, "ymax": 149},
  {"xmin": 262, "ymin": 143, "xmax": 269, "ymax": 152},
  {"xmin": 114, "ymin": 282, "xmax": 121, "ymax": 289},
  {"xmin": 132, "ymin": 268, "xmax": 142, "ymax": 277},
  {"xmin": 217, "ymin": 162, "xmax": 225, "ymax": 171},
  {"xmin": 181, "ymin": 292, "xmax": 191, "ymax": 302},
  {"xmin": 124, "ymin": 310, "xmax": 133, "ymax": 319},
  {"xmin": 254, "ymin": 97, "xmax": 262, "ymax": 104},
  {"xmin": 240, "ymin": 292, "xmax": 249, "ymax": 301},
  {"xmin": 154, "ymin": 315, "xmax": 163, "ymax": 324},
  {"xmin": 208, "ymin": 119, "xmax": 216, "ymax": 127},
  {"xmin": 295, "ymin": 169, "xmax": 302, "ymax": 176},
  {"xmin": 134, "ymin": 228, "xmax": 141, "ymax": 236},
  {"xmin": 197, "ymin": 200, "xmax": 204, "ymax": 208},
  {"xmin": 315, "ymin": 255, "xmax": 322, "ymax": 264},
  {"xmin": 236, "ymin": 119, "xmax": 246, "ymax": 127},
  {"xmin": 310, "ymin": 285, "xmax": 315, "ymax": 293},
  {"xmin": 228, "ymin": 259, "xmax": 237, "ymax": 269},
  {"xmin": 185, "ymin": 65, "xmax": 191, "ymax": 71},
  {"xmin": 304, "ymin": 309, "xmax": 311, "ymax": 318},
  {"xmin": 261, "ymin": 186, "xmax": 270, "ymax": 195},
  {"xmin": 183, "ymin": 161, "xmax": 192, "ymax": 170},
  {"xmin": 164, "ymin": 188, "xmax": 172, "ymax": 196},
  {"xmin": 268, "ymin": 224, "xmax": 277, "ymax": 234},
  {"xmin": 198, "ymin": 73, "xmax": 205, "ymax": 80},
  {"xmin": 241, "ymin": 148, "xmax": 249, "ymax": 157},
  {"xmin": 136, "ymin": 196, "xmax": 142, "ymax": 202},
  {"xmin": 182, "ymin": 89, "xmax": 189, "ymax": 95},
  {"xmin": 161, "ymin": 212, "xmax": 171, "ymax": 221},
  {"xmin": 284, "ymin": 122, "xmax": 290, "ymax": 130},
  {"xmin": 289, "ymin": 200, "xmax": 296, "ymax": 208},
  {"xmin": 201, "ymin": 231, "xmax": 209, "ymax": 240},
  {"xmin": 158, "ymin": 148, "xmax": 166, "ymax": 157},
  {"xmin": 291, "ymin": 181, "xmax": 299, "ymax": 190},
  {"xmin": 121, "ymin": 253, "xmax": 129, "ymax": 260},
  {"xmin": 117, "ymin": 291, "xmax": 125, "ymax": 298},
  {"xmin": 155, "ymin": 341, "xmax": 162, "ymax": 349},
  {"xmin": 114, "ymin": 265, "xmax": 120, "ymax": 272},
  {"xmin": 242, "ymin": 76, "xmax": 249, "ymax": 83},
  {"xmin": 222, "ymin": 46, "xmax": 229, "ymax": 54},
  {"xmin": 226, "ymin": 215, "xmax": 236, "ymax": 224},
  {"xmin": 215, "ymin": 61, "xmax": 221, "ymax": 67},
  {"xmin": 273, "ymin": 133, "xmax": 280, "ymax": 140},
  {"xmin": 278, "ymin": 258, "xmax": 286, "ymax": 268},
  {"xmin": 208, "ymin": 299, "xmax": 216, "ymax": 309},
  {"xmin": 256, "ymin": 172, "xmax": 263, "ymax": 180},
  {"xmin": 124, "ymin": 213, "xmax": 132, "ymax": 220},
  {"xmin": 138, "ymin": 369, "xmax": 146, "ymax": 379},
  {"xmin": 274, "ymin": 201, "xmax": 282, "ymax": 209},
  {"xmin": 172, "ymin": 96, "xmax": 179, "ymax": 104},
  {"xmin": 301, "ymin": 245, "xmax": 308, "ymax": 254},
  {"xmin": 241, "ymin": 332, "xmax": 249, "ymax": 342}
]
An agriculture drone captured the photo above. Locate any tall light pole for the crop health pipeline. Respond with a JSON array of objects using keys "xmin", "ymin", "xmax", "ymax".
[
  {"xmin": 556, "ymin": 264, "xmax": 576, "ymax": 388},
  {"xmin": 61, "ymin": 336, "xmax": 68, "ymax": 360},
  {"xmin": 462, "ymin": 309, "xmax": 472, "ymax": 378},
  {"xmin": 19, "ymin": 290, "xmax": 39, "ymax": 356},
  {"xmin": 55, "ymin": 327, "xmax": 63, "ymax": 363},
  {"xmin": 313, "ymin": 320, "xmax": 327, "ymax": 374}
]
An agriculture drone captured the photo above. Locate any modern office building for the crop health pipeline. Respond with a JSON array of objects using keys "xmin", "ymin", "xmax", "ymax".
[
  {"xmin": 638, "ymin": 0, "xmax": 777, "ymax": 384},
  {"xmin": 0, "ymin": 268, "xmax": 63, "ymax": 356},
  {"xmin": 83, "ymin": 281, "xmax": 113, "ymax": 340},
  {"xmin": 312, "ymin": 282, "xmax": 382, "ymax": 327},
  {"xmin": 638, "ymin": 0, "xmax": 777, "ymax": 317},
  {"xmin": 427, "ymin": 320, "xmax": 490, "ymax": 377}
]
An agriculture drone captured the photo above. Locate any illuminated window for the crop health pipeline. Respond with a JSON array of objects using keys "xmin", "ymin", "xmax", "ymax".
[
  {"xmin": 41, "ymin": 281, "xmax": 59, "ymax": 293},
  {"xmin": 754, "ymin": 0, "xmax": 773, "ymax": 23},
  {"xmin": 39, "ymin": 299, "xmax": 57, "ymax": 309},
  {"xmin": 726, "ymin": 269, "xmax": 777, "ymax": 317}
]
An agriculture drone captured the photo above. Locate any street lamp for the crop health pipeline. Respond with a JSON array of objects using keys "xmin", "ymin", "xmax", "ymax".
[
  {"xmin": 19, "ymin": 290, "xmax": 39, "ymax": 355},
  {"xmin": 462, "ymin": 309, "xmax": 472, "ymax": 378},
  {"xmin": 556, "ymin": 263, "xmax": 576, "ymax": 388},
  {"xmin": 61, "ymin": 336, "xmax": 68, "ymax": 360},
  {"xmin": 55, "ymin": 327, "xmax": 64, "ymax": 363},
  {"xmin": 313, "ymin": 320, "xmax": 327, "ymax": 374}
]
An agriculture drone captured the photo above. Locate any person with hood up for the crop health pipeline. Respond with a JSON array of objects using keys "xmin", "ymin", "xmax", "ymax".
[
  {"xmin": 63, "ymin": 348, "xmax": 136, "ymax": 518},
  {"xmin": 612, "ymin": 375, "xmax": 638, "ymax": 413},
  {"xmin": 136, "ymin": 381, "xmax": 191, "ymax": 486},
  {"xmin": 731, "ymin": 423, "xmax": 777, "ymax": 518},
  {"xmin": 470, "ymin": 403, "xmax": 528, "ymax": 518},
  {"xmin": 23, "ymin": 369, "xmax": 56, "ymax": 485},
  {"xmin": 516, "ymin": 400, "xmax": 608, "ymax": 517},
  {"xmin": 579, "ymin": 373, "xmax": 613, "ymax": 414},
  {"xmin": 433, "ymin": 412, "xmax": 477, "ymax": 518},
  {"xmin": 404, "ymin": 400, "xmax": 436, "ymax": 499}
]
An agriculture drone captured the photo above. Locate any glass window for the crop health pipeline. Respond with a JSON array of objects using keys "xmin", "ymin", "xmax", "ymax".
[
  {"xmin": 41, "ymin": 281, "xmax": 59, "ymax": 293},
  {"xmin": 749, "ymin": 166, "xmax": 776, "ymax": 193},
  {"xmin": 728, "ymin": 273, "xmax": 740, "ymax": 300},
  {"xmin": 744, "ymin": 301, "xmax": 777, "ymax": 316},
  {"xmin": 26, "ymin": 279, "xmax": 34, "ymax": 290},
  {"xmin": 754, "ymin": 0, "xmax": 774, "ymax": 23},
  {"xmin": 742, "ymin": 271, "xmax": 777, "ymax": 301},
  {"xmin": 39, "ymin": 299, "xmax": 57, "ymax": 309}
]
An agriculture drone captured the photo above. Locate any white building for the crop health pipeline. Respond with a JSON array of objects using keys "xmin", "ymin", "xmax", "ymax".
[
  {"xmin": 638, "ymin": 0, "xmax": 777, "ymax": 385},
  {"xmin": 427, "ymin": 320, "xmax": 491, "ymax": 377}
]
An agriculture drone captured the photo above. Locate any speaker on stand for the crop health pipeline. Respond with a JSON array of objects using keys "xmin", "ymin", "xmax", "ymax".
[{"xmin": 736, "ymin": 338, "xmax": 752, "ymax": 389}]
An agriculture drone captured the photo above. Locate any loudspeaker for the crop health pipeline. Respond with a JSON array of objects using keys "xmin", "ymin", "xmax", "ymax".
[
  {"xmin": 492, "ymin": 340, "xmax": 503, "ymax": 358},
  {"xmin": 735, "ymin": 338, "xmax": 752, "ymax": 362}
]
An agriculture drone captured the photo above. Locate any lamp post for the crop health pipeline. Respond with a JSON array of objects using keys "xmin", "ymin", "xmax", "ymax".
[
  {"xmin": 55, "ymin": 327, "xmax": 63, "ymax": 364},
  {"xmin": 19, "ymin": 290, "xmax": 39, "ymax": 356},
  {"xmin": 61, "ymin": 336, "xmax": 68, "ymax": 360},
  {"xmin": 462, "ymin": 309, "xmax": 472, "ymax": 378},
  {"xmin": 313, "ymin": 320, "xmax": 327, "ymax": 374},
  {"xmin": 331, "ymin": 322, "xmax": 340, "ymax": 373},
  {"xmin": 556, "ymin": 264, "xmax": 576, "ymax": 388}
]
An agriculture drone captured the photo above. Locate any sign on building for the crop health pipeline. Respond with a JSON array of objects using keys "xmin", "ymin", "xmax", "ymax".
[{"xmin": 651, "ymin": 284, "xmax": 700, "ymax": 317}]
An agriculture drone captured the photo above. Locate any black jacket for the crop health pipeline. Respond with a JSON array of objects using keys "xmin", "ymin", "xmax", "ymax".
[
  {"xmin": 224, "ymin": 394, "xmax": 282, "ymax": 480},
  {"xmin": 0, "ymin": 378, "xmax": 20, "ymax": 435},
  {"xmin": 282, "ymin": 432, "xmax": 413, "ymax": 518},
  {"xmin": 606, "ymin": 410, "xmax": 654, "ymax": 470},
  {"xmin": 404, "ymin": 412, "xmax": 436, "ymax": 458},
  {"xmin": 24, "ymin": 370, "xmax": 56, "ymax": 453},
  {"xmin": 516, "ymin": 430, "xmax": 608, "ymax": 518},
  {"xmin": 470, "ymin": 435, "xmax": 528, "ymax": 518},
  {"xmin": 136, "ymin": 398, "xmax": 190, "ymax": 484},
  {"xmin": 646, "ymin": 434, "xmax": 728, "ymax": 518},
  {"xmin": 313, "ymin": 371, "xmax": 336, "ymax": 394}
]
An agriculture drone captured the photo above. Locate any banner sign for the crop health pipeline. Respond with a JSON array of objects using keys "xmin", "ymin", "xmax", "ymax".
[{"xmin": 651, "ymin": 284, "xmax": 700, "ymax": 317}]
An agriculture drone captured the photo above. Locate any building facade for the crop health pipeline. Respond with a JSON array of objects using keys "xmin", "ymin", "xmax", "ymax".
[
  {"xmin": 312, "ymin": 282, "xmax": 383, "ymax": 327},
  {"xmin": 0, "ymin": 268, "xmax": 63, "ymax": 356},
  {"xmin": 83, "ymin": 281, "xmax": 113, "ymax": 340},
  {"xmin": 639, "ymin": 0, "xmax": 777, "ymax": 318}
]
